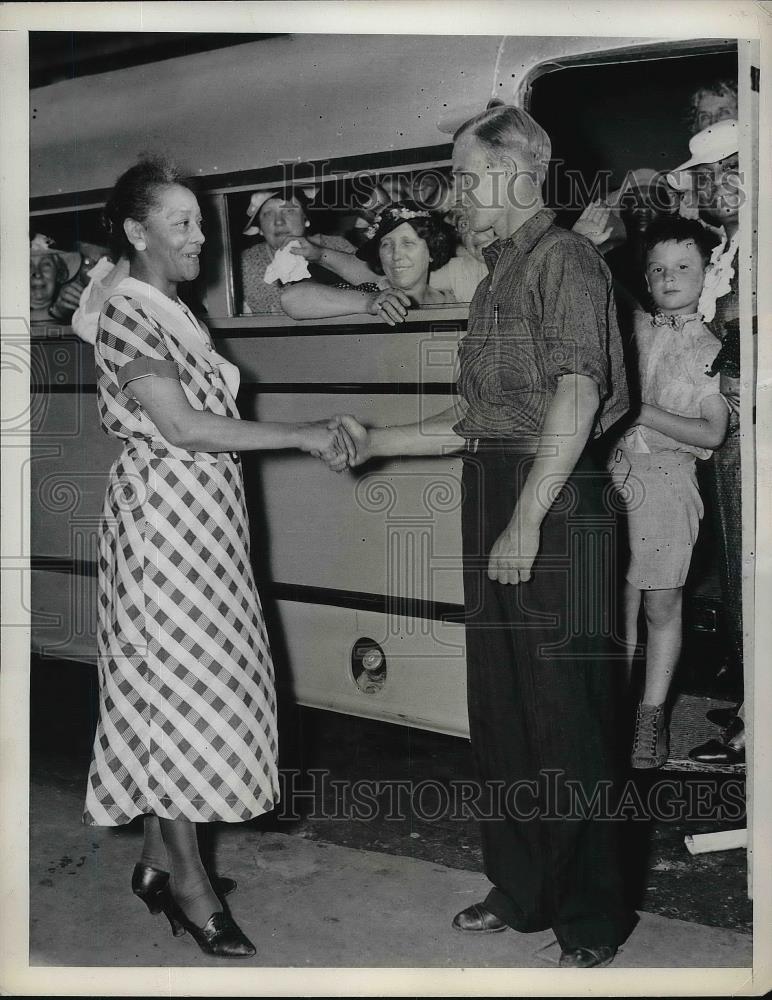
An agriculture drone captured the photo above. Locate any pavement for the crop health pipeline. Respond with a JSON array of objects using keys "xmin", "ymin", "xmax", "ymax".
[{"xmin": 26, "ymin": 763, "xmax": 752, "ymax": 972}]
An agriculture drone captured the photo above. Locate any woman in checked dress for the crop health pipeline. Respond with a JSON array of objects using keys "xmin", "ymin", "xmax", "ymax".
[{"xmin": 85, "ymin": 156, "xmax": 349, "ymax": 958}]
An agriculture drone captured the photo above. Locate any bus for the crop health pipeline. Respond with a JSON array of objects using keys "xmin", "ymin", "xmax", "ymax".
[{"xmin": 28, "ymin": 31, "xmax": 757, "ymax": 738}]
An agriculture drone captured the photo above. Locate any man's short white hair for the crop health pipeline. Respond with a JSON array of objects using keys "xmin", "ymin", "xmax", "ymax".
[{"xmin": 454, "ymin": 102, "xmax": 552, "ymax": 184}]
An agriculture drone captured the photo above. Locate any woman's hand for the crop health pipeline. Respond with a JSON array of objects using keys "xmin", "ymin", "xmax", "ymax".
[
  {"xmin": 572, "ymin": 201, "xmax": 613, "ymax": 247},
  {"xmin": 278, "ymin": 235, "xmax": 323, "ymax": 262},
  {"xmin": 297, "ymin": 421, "xmax": 351, "ymax": 471},
  {"xmin": 50, "ymin": 278, "xmax": 86, "ymax": 317},
  {"xmin": 326, "ymin": 414, "xmax": 371, "ymax": 467},
  {"xmin": 366, "ymin": 287, "xmax": 411, "ymax": 326}
]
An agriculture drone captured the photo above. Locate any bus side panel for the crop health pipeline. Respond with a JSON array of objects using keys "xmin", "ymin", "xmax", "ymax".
[
  {"xmin": 222, "ymin": 327, "xmax": 461, "ymax": 385},
  {"xmin": 30, "ymin": 389, "xmax": 120, "ymax": 565},
  {"xmin": 243, "ymin": 391, "xmax": 465, "ymax": 606},
  {"xmin": 273, "ymin": 600, "xmax": 469, "ymax": 737},
  {"xmin": 32, "ymin": 569, "xmax": 98, "ymax": 663}
]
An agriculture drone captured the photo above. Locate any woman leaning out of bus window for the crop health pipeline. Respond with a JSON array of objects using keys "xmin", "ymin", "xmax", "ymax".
[
  {"xmin": 280, "ymin": 200, "xmax": 457, "ymax": 324},
  {"xmin": 29, "ymin": 233, "xmax": 82, "ymax": 323},
  {"xmin": 85, "ymin": 155, "xmax": 351, "ymax": 959},
  {"xmin": 240, "ymin": 186, "xmax": 363, "ymax": 315}
]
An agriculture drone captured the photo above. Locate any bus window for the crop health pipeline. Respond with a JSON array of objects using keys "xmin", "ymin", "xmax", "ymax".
[
  {"xmin": 30, "ymin": 198, "xmax": 219, "ymax": 325},
  {"xmin": 28, "ymin": 208, "xmax": 106, "ymax": 326},
  {"xmin": 527, "ymin": 47, "xmax": 738, "ymax": 230},
  {"xmin": 226, "ymin": 163, "xmax": 459, "ymax": 317}
]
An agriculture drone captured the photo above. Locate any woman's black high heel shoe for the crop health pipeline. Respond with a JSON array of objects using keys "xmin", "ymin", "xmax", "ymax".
[
  {"xmin": 131, "ymin": 863, "xmax": 170, "ymax": 915},
  {"xmin": 158, "ymin": 888, "xmax": 256, "ymax": 958},
  {"xmin": 132, "ymin": 862, "xmax": 237, "ymax": 917}
]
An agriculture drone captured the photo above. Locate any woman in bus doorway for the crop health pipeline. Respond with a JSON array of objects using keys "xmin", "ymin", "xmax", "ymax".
[{"xmin": 85, "ymin": 155, "xmax": 350, "ymax": 959}]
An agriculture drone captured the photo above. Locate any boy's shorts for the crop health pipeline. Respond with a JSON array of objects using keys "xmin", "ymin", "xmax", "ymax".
[{"xmin": 608, "ymin": 449, "xmax": 704, "ymax": 590}]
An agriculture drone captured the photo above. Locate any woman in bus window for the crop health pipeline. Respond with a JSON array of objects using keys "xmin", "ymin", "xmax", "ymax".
[
  {"xmin": 240, "ymin": 186, "xmax": 362, "ymax": 314},
  {"xmin": 86, "ymin": 156, "xmax": 349, "ymax": 959},
  {"xmin": 29, "ymin": 233, "xmax": 82, "ymax": 323},
  {"xmin": 280, "ymin": 200, "xmax": 456, "ymax": 324},
  {"xmin": 428, "ymin": 209, "xmax": 493, "ymax": 303},
  {"xmin": 687, "ymin": 77, "xmax": 737, "ymax": 135}
]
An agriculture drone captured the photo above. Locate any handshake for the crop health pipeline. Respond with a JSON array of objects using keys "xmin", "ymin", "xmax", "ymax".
[{"xmin": 303, "ymin": 414, "xmax": 371, "ymax": 472}]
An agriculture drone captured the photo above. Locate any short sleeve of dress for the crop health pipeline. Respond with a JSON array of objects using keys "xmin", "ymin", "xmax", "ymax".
[
  {"xmin": 333, "ymin": 280, "xmax": 381, "ymax": 293},
  {"xmin": 538, "ymin": 241, "xmax": 612, "ymax": 399},
  {"xmin": 97, "ymin": 295, "xmax": 180, "ymax": 393}
]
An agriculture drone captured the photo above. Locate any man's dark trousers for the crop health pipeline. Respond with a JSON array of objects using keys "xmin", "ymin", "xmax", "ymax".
[{"xmin": 461, "ymin": 444, "xmax": 636, "ymax": 951}]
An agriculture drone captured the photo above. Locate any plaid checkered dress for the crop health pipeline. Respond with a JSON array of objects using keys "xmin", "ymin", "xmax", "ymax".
[{"xmin": 84, "ymin": 292, "xmax": 279, "ymax": 826}]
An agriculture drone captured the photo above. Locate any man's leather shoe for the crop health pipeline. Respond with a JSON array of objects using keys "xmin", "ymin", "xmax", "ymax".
[
  {"xmin": 452, "ymin": 902, "xmax": 509, "ymax": 933},
  {"xmin": 689, "ymin": 717, "xmax": 745, "ymax": 765},
  {"xmin": 559, "ymin": 945, "xmax": 617, "ymax": 968}
]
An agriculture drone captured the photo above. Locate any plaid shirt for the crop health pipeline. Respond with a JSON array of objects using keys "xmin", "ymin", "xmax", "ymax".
[{"xmin": 454, "ymin": 208, "xmax": 629, "ymax": 446}]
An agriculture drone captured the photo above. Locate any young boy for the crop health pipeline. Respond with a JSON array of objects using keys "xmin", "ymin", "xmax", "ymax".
[{"xmin": 609, "ymin": 216, "xmax": 730, "ymax": 769}]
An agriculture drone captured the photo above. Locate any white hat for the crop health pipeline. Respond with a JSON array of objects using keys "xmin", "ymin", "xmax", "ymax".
[
  {"xmin": 243, "ymin": 186, "xmax": 319, "ymax": 236},
  {"xmin": 667, "ymin": 119, "xmax": 739, "ymax": 191},
  {"xmin": 30, "ymin": 233, "xmax": 81, "ymax": 282}
]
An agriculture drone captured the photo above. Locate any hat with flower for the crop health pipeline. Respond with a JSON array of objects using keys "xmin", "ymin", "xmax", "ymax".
[
  {"xmin": 30, "ymin": 233, "xmax": 81, "ymax": 282},
  {"xmin": 355, "ymin": 200, "xmax": 435, "ymax": 263}
]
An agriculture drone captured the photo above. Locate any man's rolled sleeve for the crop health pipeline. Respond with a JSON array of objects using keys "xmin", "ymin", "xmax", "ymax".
[{"xmin": 539, "ymin": 242, "xmax": 611, "ymax": 399}]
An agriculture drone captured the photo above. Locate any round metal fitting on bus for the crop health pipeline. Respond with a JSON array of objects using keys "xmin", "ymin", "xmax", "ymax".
[{"xmin": 351, "ymin": 637, "xmax": 387, "ymax": 695}]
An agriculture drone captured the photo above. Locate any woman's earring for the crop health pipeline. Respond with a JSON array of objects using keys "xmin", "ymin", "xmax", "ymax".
[
  {"xmin": 304, "ymin": 220, "xmax": 311, "ymax": 228},
  {"xmin": 135, "ymin": 241, "xmax": 146, "ymax": 251}
]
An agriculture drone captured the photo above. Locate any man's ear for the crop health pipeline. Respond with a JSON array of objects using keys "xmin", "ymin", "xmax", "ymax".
[{"xmin": 498, "ymin": 153, "xmax": 518, "ymax": 177}]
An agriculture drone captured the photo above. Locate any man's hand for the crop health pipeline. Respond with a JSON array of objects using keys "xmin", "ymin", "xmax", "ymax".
[
  {"xmin": 326, "ymin": 414, "xmax": 371, "ymax": 467},
  {"xmin": 487, "ymin": 516, "xmax": 542, "ymax": 585},
  {"xmin": 302, "ymin": 420, "xmax": 352, "ymax": 472}
]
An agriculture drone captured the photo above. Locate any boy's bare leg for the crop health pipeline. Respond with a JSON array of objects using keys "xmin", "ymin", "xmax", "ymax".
[
  {"xmin": 621, "ymin": 581, "xmax": 643, "ymax": 684},
  {"xmin": 641, "ymin": 587, "xmax": 683, "ymax": 706}
]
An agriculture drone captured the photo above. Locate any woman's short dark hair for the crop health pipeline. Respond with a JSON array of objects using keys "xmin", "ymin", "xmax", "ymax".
[
  {"xmin": 103, "ymin": 154, "xmax": 190, "ymax": 259},
  {"xmin": 358, "ymin": 201, "xmax": 456, "ymax": 275},
  {"xmin": 643, "ymin": 216, "xmax": 720, "ymax": 266}
]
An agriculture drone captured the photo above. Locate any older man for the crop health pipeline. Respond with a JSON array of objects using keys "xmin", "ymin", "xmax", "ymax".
[{"xmin": 335, "ymin": 104, "xmax": 635, "ymax": 967}]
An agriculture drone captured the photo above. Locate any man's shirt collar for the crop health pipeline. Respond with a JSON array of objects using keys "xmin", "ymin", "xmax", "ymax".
[{"xmin": 482, "ymin": 207, "xmax": 557, "ymax": 274}]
